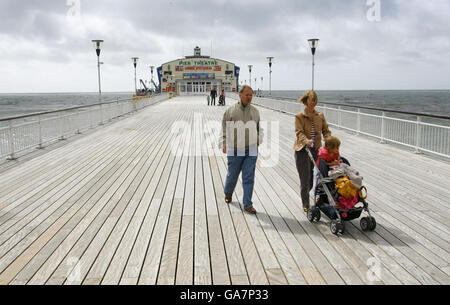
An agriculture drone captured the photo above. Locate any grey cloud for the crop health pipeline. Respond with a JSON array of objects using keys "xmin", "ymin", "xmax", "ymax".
[{"xmin": 0, "ymin": 0, "xmax": 449, "ymax": 92}]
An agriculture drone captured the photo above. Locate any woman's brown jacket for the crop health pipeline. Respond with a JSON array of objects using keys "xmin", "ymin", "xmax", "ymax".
[{"xmin": 293, "ymin": 110, "xmax": 331, "ymax": 151}]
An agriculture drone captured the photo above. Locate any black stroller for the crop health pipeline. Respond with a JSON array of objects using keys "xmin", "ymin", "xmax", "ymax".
[
  {"xmin": 218, "ymin": 94, "xmax": 225, "ymax": 106},
  {"xmin": 305, "ymin": 147, "xmax": 376, "ymax": 235}
]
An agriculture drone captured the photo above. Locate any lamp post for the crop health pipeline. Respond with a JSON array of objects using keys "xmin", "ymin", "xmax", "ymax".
[
  {"xmin": 92, "ymin": 40, "xmax": 104, "ymax": 101},
  {"xmin": 150, "ymin": 65, "xmax": 155, "ymax": 92},
  {"xmin": 132, "ymin": 57, "xmax": 139, "ymax": 93},
  {"xmin": 267, "ymin": 56, "xmax": 274, "ymax": 95},
  {"xmin": 248, "ymin": 65, "xmax": 252, "ymax": 88},
  {"xmin": 261, "ymin": 77, "xmax": 264, "ymax": 95},
  {"xmin": 308, "ymin": 38, "xmax": 319, "ymax": 90}
]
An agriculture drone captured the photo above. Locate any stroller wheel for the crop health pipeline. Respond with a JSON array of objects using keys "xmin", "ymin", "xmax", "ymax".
[
  {"xmin": 360, "ymin": 217, "xmax": 371, "ymax": 231},
  {"xmin": 307, "ymin": 207, "xmax": 321, "ymax": 223},
  {"xmin": 330, "ymin": 220, "xmax": 344, "ymax": 235},
  {"xmin": 339, "ymin": 222, "xmax": 345, "ymax": 234},
  {"xmin": 307, "ymin": 209, "xmax": 315, "ymax": 222},
  {"xmin": 369, "ymin": 217, "xmax": 376, "ymax": 231},
  {"xmin": 313, "ymin": 207, "xmax": 321, "ymax": 222}
]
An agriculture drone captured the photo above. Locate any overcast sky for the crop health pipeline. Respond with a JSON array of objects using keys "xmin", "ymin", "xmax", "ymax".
[{"xmin": 0, "ymin": 0, "xmax": 449, "ymax": 93}]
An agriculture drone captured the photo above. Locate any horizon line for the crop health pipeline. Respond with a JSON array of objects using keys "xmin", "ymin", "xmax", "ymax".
[{"xmin": 1, "ymin": 89, "xmax": 450, "ymax": 94}]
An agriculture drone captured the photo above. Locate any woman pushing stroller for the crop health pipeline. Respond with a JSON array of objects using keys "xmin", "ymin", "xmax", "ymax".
[
  {"xmin": 293, "ymin": 90, "xmax": 376, "ymax": 234},
  {"xmin": 293, "ymin": 90, "xmax": 331, "ymax": 213}
]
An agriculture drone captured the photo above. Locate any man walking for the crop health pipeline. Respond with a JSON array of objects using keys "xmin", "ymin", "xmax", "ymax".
[
  {"xmin": 210, "ymin": 87, "xmax": 217, "ymax": 106},
  {"xmin": 220, "ymin": 85, "xmax": 261, "ymax": 214}
]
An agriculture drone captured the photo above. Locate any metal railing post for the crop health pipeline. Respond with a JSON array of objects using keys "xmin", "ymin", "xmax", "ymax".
[
  {"xmin": 38, "ymin": 115, "xmax": 44, "ymax": 149},
  {"xmin": 59, "ymin": 112, "xmax": 65, "ymax": 140},
  {"xmin": 356, "ymin": 108, "xmax": 361, "ymax": 136},
  {"xmin": 76, "ymin": 109, "xmax": 82, "ymax": 134},
  {"xmin": 108, "ymin": 104, "xmax": 112, "ymax": 122},
  {"xmin": 380, "ymin": 111, "xmax": 386, "ymax": 144},
  {"xmin": 7, "ymin": 120, "xmax": 16, "ymax": 160},
  {"xmin": 415, "ymin": 116, "xmax": 422, "ymax": 154},
  {"xmin": 100, "ymin": 103, "xmax": 104, "ymax": 125},
  {"xmin": 89, "ymin": 107, "xmax": 93, "ymax": 129},
  {"xmin": 338, "ymin": 106, "xmax": 342, "ymax": 129}
]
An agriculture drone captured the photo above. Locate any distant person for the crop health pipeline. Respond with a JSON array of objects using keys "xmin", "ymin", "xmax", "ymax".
[
  {"xmin": 210, "ymin": 88, "xmax": 217, "ymax": 106},
  {"xmin": 293, "ymin": 90, "xmax": 331, "ymax": 213},
  {"xmin": 221, "ymin": 85, "xmax": 262, "ymax": 214},
  {"xmin": 207, "ymin": 95, "xmax": 211, "ymax": 106},
  {"xmin": 219, "ymin": 89, "xmax": 225, "ymax": 106}
]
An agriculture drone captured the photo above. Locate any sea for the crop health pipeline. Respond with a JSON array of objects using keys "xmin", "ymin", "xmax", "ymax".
[
  {"xmin": 0, "ymin": 90, "xmax": 449, "ymax": 123},
  {"xmin": 266, "ymin": 90, "xmax": 450, "ymax": 118},
  {"xmin": 0, "ymin": 92, "xmax": 133, "ymax": 120}
]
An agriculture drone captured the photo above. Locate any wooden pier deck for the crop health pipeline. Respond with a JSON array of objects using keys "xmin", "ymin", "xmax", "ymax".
[{"xmin": 0, "ymin": 96, "xmax": 448, "ymax": 285}]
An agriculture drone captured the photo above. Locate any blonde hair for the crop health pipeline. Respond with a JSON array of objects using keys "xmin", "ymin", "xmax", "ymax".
[
  {"xmin": 299, "ymin": 90, "xmax": 318, "ymax": 106},
  {"xmin": 325, "ymin": 136, "xmax": 341, "ymax": 150}
]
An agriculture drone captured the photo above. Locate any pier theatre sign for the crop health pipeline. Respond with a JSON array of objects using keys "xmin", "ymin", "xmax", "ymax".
[
  {"xmin": 175, "ymin": 60, "xmax": 222, "ymax": 72},
  {"xmin": 157, "ymin": 47, "xmax": 239, "ymax": 94}
]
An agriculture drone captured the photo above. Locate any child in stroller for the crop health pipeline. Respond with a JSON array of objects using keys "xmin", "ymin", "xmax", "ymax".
[{"xmin": 306, "ymin": 136, "xmax": 376, "ymax": 235}]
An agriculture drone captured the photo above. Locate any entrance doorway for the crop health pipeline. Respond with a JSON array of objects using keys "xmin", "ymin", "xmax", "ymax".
[
  {"xmin": 192, "ymin": 82, "xmax": 206, "ymax": 93},
  {"xmin": 178, "ymin": 80, "xmax": 221, "ymax": 95},
  {"xmin": 179, "ymin": 81, "xmax": 209, "ymax": 95}
]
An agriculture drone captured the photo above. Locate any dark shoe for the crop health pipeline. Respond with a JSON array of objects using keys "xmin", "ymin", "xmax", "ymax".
[
  {"xmin": 245, "ymin": 206, "xmax": 257, "ymax": 214},
  {"xmin": 225, "ymin": 194, "xmax": 232, "ymax": 204}
]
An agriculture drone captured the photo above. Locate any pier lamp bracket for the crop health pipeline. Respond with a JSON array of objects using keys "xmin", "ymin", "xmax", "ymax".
[
  {"xmin": 92, "ymin": 40, "xmax": 104, "ymax": 57},
  {"xmin": 308, "ymin": 39, "xmax": 319, "ymax": 55},
  {"xmin": 132, "ymin": 57, "xmax": 139, "ymax": 68},
  {"xmin": 267, "ymin": 57, "xmax": 274, "ymax": 69}
]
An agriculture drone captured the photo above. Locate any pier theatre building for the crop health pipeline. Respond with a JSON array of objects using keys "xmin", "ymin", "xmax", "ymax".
[{"xmin": 157, "ymin": 47, "xmax": 240, "ymax": 95}]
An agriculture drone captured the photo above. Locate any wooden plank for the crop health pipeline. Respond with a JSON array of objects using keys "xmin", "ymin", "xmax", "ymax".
[
  {"xmin": 0, "ymin": 131, "xmax": 119, "ymax": 210},
  {"xmin": 0, "ymin": 120, "xmax": 151, "ymax": 230},
  {"xmin": 156, "ymin": 111, "xmax": 192, "ymax": 285},
  {"xmin": 26, "ymin": 115, "xmax": 173, "ymax": 285},
  {"xmin": 0, "ymin": 149, "xmax": 128, "ymax": 275},
  {"xmin": 138, "ymin": 116, "xmax": 186, "ymax": 285},
  {"xmin": 231, "ymin": 213, "xmax": 269, "ymax": 285},
  {"xmin": 83, "ymin": 111, "xmax": 185, "ymax": 285},
  {"xmin": 255, "ymin": 108, "xmax": 448, "ymax": 284},
  {"xmin": 1, "ymin": 95, "xmax": 448, "ymax": 286},
  {"xmin": 121, "ymin": 112, "xmax": 187, "ymax": 285},
  {"xmin": 37, "ymin": 112, "xmax": 178, "ymax": 284},
  {"xmin": 193, "ymin": 111, "xmax": 212, "ymax": 285},
  {"xmin": 175, "ymin": 113, "xmax": 196, "ymax": 285},
  {"xmin": 207, "ymin": 215, "xmax": 231, "ymax": 285},
  {"xmin": 0, "ymin": 114, "xmax": 159, "ymax": 205},
  {"xmin": 374, "ymin": 211, "xmax": 448, "ymax": 267},
  {"xmin": 175, "ymin": 215, "xmax": 194, "ymax": 285},
  {"xmin": 0, "ymin": 217, "xmax": 69, "ymax": 284},
  {"xmin": 345, "ymin": 223, "xmax": 421, "ymax": 285}
]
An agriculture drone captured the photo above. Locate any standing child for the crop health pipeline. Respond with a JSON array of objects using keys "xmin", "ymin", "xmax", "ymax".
[{"xmin": 207, "ymin": 95, "xmax": 211, "ymax": 106}]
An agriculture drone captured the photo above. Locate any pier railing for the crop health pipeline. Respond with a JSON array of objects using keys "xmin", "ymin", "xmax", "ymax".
[
  {"xmin": 229, "ymin": 93, "xmax": 450, "ymax": 160},
  {"xmin": 0, "ymin": 94, "xmax": 169, "ymax": 161}
]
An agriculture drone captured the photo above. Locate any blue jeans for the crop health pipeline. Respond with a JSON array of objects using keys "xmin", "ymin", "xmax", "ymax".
[{"xmin": 224, "ymin": 146, "xmax": 258, "ymax": 208}]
